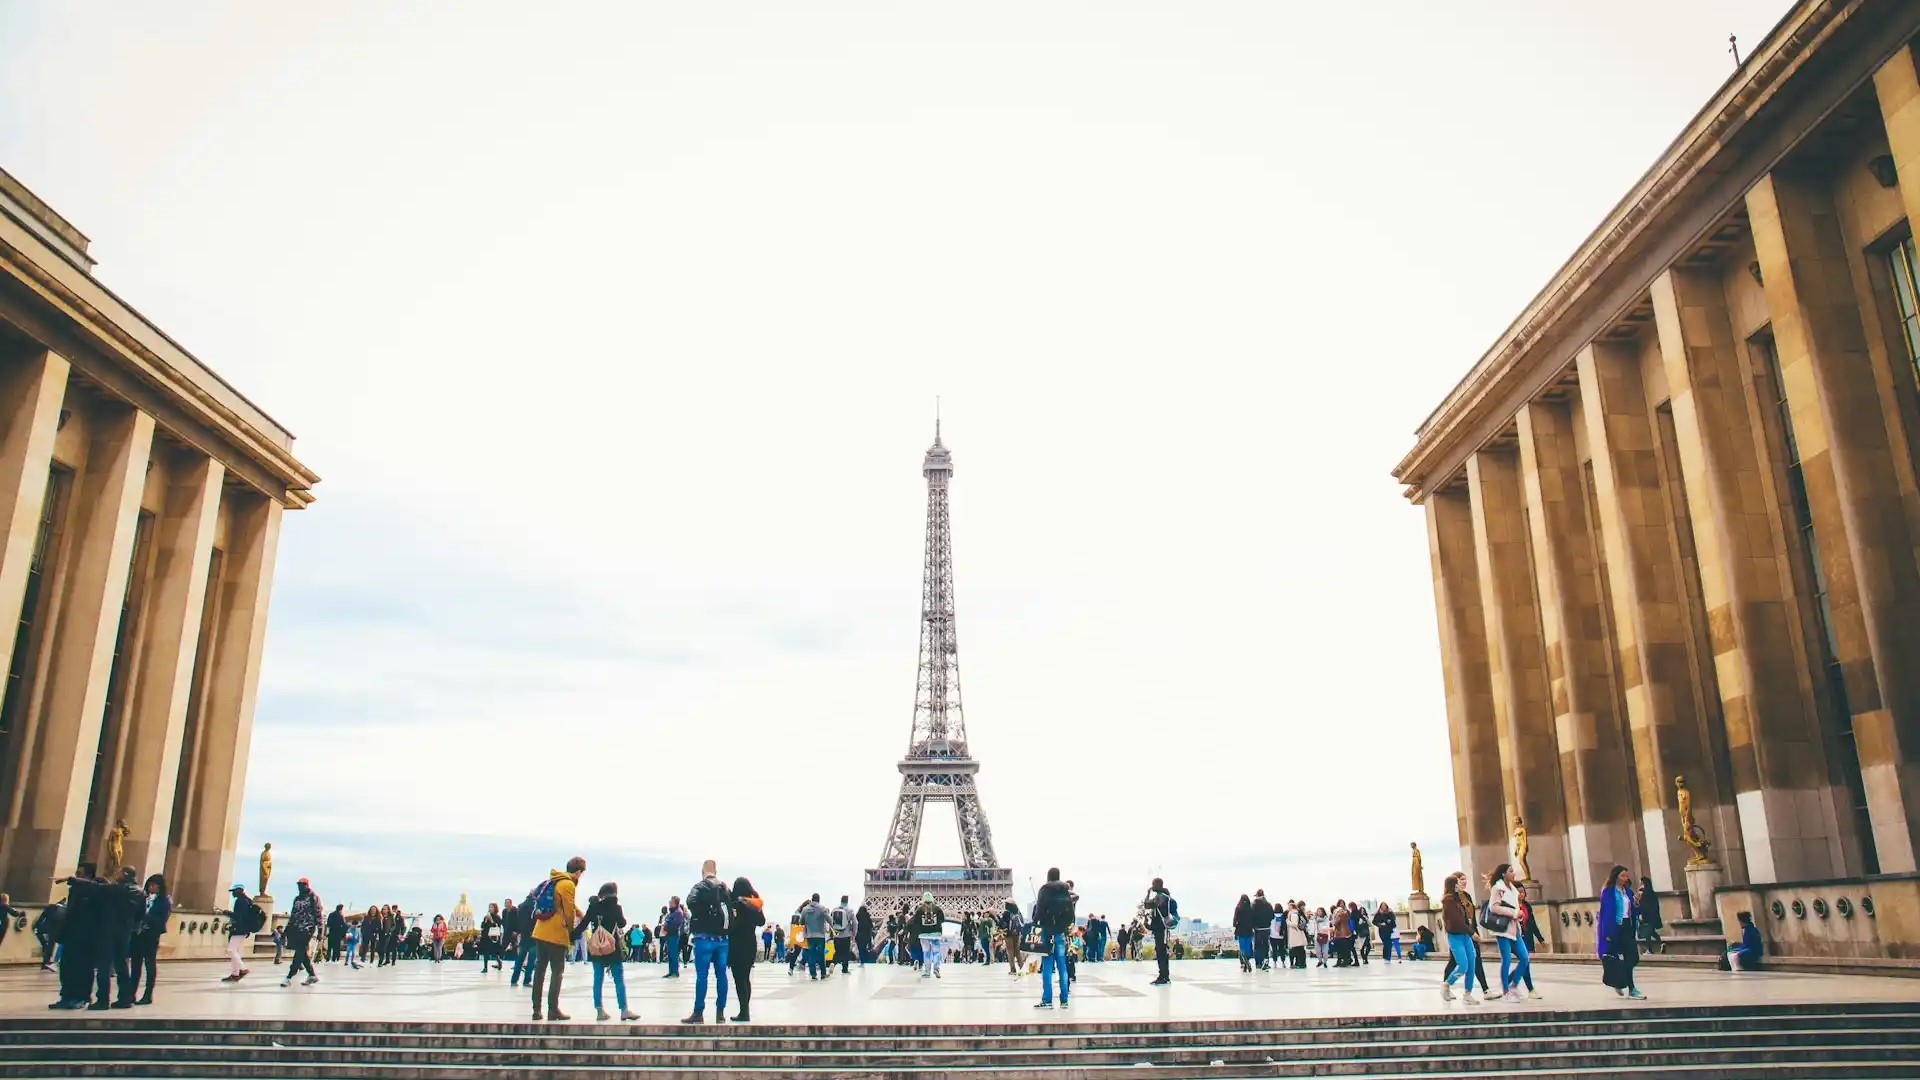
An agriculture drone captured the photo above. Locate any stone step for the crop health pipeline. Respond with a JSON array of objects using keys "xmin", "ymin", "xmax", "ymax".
[{"xmin": 5, "ymin": 1027, "xmax": 1917, "ymax": 1069}]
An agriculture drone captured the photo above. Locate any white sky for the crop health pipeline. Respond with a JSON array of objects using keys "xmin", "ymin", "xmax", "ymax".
[{"xmin": 1, "ymin": 0, "xmax": 1793, "ymax": 920}]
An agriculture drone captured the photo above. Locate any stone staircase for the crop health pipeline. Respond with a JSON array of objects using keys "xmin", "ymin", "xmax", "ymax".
[{"xmin": 3, "ymin": 1003, "xmax": 1920, "ymax": 1078}]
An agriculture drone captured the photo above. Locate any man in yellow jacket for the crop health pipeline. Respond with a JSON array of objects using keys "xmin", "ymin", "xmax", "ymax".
[{"xmin": 529, "ymin": 857, "xmax": 585, "ymax": 1021}]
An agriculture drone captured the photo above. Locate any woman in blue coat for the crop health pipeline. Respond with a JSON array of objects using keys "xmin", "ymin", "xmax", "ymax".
[{"xmin": 1596, "ymin": 865, "xmax": 1646, "ymax": 999}]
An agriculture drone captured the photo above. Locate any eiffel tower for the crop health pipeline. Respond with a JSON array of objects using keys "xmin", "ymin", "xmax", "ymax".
[{"xmin": 864, "ymin": 422, "xmax": 1011, "ymax": 923}]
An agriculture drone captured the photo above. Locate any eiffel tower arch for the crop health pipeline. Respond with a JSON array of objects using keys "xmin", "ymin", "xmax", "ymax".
[{"xmin": 864, "ymin": 422, "xmax": 1012, "ymax": 924}]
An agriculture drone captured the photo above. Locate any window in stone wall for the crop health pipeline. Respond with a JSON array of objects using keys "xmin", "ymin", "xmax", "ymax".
[
  {"xmin": 1754, "ymin": 330, "xmax": 1877, "ymax": 875},
  {"xmin": 1886, "ymin": 233, "xmax": 1920, "ymax": 394}
]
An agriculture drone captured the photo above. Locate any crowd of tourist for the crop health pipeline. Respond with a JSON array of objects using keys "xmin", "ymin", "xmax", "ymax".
[{"xmin": 31, "ymin": 848, "xmax": 1775, "ymax": 1020}]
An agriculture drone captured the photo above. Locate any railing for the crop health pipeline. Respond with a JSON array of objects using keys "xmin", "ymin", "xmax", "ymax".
[{"xmin": 865, "ymin": 867, "xmax": 1013, "ymax": 884}]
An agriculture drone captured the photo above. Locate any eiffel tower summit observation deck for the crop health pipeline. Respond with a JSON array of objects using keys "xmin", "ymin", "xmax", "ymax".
[{"xmin": 864, "ymin": 423, "xmax": 1011, "ymax": 922}]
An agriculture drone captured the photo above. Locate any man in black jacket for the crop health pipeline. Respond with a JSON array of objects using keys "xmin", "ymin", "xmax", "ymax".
[
  {"xmin": 49, "ymin": 863, "xmax": 105, "ymax": 1009},
  {"xmin": 1033, "ymin": 867, "xmax": 1074, "ymax": 1009},
  {"xmin": 680, "ymin": 860, "xmax": 731, "ymax": 1025},
  {"xmin": 1250, "ymin": 891, "xmax": 1275, "ymax": 971},
  {"xmin": 326, "ymin": 905, "xmax": 347, "ymax": 964}
]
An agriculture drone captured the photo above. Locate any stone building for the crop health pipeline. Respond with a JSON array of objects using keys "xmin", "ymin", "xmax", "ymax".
[
  {"xmin": 0, "ymin": 167, "xmax": 316, "ymax": 911},
  {"xmin": 1395, "ymin": 0, "xmax": 1920, "ymax": 959}
]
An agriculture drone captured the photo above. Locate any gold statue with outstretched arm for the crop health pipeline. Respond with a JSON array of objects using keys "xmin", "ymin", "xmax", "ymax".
[{"xmin": 1676, "ymin": 775, "xmax": 1712, "ymax": 864}]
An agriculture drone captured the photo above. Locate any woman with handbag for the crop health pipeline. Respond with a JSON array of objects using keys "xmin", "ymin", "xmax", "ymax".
[
  {"xmin": 1484, "ymin": 863, "xmax": 1532, "ymax": 1000},
  {"xmin": 1597, "ymin": 865, "xmax": 1647, "ymax": 999},
  {"xmin": 727, "ymin": 877, "xmax": 765, "ymax": 1022},
  {"xmin": 580, "ymin": 882, "xmax": 637, "ymax": 1021}
]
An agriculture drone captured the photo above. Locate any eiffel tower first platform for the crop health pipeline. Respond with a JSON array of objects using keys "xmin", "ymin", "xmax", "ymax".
[{"xmin": 864, "ymin": 422, "xmax": 1012, "ymax": 923}]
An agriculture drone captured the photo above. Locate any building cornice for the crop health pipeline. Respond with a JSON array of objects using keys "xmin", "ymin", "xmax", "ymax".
[
  {"xmin": 1392, "ymin": 0, "xmax": 1901, "ymax": 502},
  {"xmin": 0, "ymin": 212, "xmax": 317, "ymax": 507}
]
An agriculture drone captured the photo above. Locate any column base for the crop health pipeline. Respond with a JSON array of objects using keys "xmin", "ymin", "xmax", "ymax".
[
  {"xmin": 1521, "ymin": 878, "xmax": 1550, "ymax": 902},
  {"xmin": 1408, "ymin": 891, "xmax": 1431, "ymax": 912}
]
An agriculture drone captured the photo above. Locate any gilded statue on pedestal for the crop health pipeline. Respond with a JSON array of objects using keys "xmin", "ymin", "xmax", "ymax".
[
  {"xmin": 1676, "ymin": 775, "xmax": 1712, "ymax": 865},
  {"xmin": 104, "ymin": 820, "xmax": 129, "ymax": 880},
  {"xmin": 1511, "ymin": 815, "xmax": 1531, "ymax": 882},
  {"xmin": 1409, "ymin": 842, "xmax": 1425, "ymax": 895},
  {"xmin": 258, "ymin": 842, "xmax": 273, "ymax": 896}
]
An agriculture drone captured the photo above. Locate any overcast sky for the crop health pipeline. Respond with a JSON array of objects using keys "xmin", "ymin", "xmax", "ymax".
[{"xmin": 1, "ymin": 1, "xmax": 1793, "ymax": 921}]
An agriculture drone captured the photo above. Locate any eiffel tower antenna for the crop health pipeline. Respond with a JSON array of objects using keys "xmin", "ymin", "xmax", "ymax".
[{"xmin": 864, "ymin": 421, "xmax": 1011, "ymax": 922}]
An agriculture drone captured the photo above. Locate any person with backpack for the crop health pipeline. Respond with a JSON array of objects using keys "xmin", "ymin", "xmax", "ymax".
[
  {"xmin": 997, "ymin": 899, "xmax": 1025, "ymax": 974},
  {"xmin": 218, "ymin": 883, "xmax": 264, "ymax": 984},
  {"xmin": 1143, "ymin": 877, "xmax": 1176, "ymax": 986},
  {"xmin": 528, "ymin": 856, "xmax": 586, "ymax": 1022},
  {"xmin": 680, "ymin": 859, "xmax": 732, "ymax": 1025},
  {"xmin": 660, "ymin": 896, "xmax": 687, "ymax": 979},
  {"xmin": 1033, "ymin": 868, "xmax": 1075, "ymax": 1008},
  {"xmin": 579, "ymin": 882, "xmax": 637, "ymax": 1022},
  {"xmin": 831, "ymin": 896, "xmax": 856, "ymax": 975},
  {"xmin": 283, "ymin": 878, "xmax": 324, "ymax": 986}
]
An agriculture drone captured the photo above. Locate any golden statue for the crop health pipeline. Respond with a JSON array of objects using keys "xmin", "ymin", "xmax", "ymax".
[
  {"xmin": 1676, "ymin": 775, "xmax": 1712, "ymax": 864},
  {"xmin": 1511, "ymin": 815, "xmax": 1531, "ymax": 882},
  {"xmin": 1409, "ymin": 842, "xmax": 1425, "ymax": 895},
  {"xmin": 104, "ymin": 820, "xmax": 129, "ymax": 880},
  {"xmin": 258, "ymin": 842, "xmax": 273, "ymax": 897}
]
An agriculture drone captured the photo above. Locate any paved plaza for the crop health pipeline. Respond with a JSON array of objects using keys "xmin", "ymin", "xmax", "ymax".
[{"xmin": 5, "ymin": 957, "xmax": 1918, "ymax": 1026}]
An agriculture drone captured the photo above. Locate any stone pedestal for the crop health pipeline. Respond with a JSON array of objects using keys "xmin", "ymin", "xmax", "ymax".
[
  {"xmin": 1521, "ymin": 878, "xmax": 1548, "ymax": 902},
  {"xmin": 1408, "ymin": 891, "xmax": 1430, "ymax": 912},
  {"xmin": 1683, "ymin": 862, "xmax": 1722, "ymax": 923}
]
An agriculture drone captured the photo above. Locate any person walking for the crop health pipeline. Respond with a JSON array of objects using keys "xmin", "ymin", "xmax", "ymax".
[
  {"xmin": 529, "ymin": 856, "xmax": 586, "ymax": 1022},
  {"xmin": 831, "ymin": 895, "xmax": 856, "ymax": 975},
  {"xmin": 1598, "ymin": 864, "xmax": 1647, "ymax": 999},
  {"xmin": 325, "ymin": 905, "xmax": 347, "ymax": 964},
  {"xmin": 999, "ymin": 899, "xmax": 1026, "ymax": 975},
  {"xmin": 1485, "ymin": 863, "xmax": 1531, "ymax": 1001},
  {"xmin": 342, "ymin": 916, "xmax": 363, "ymax": 971},
  {"xmin": 283, "ymin": 879, "xmax": 323, "ymax": 987},
  {"xmin": 480, "ymin": 903, "xmax": 505, "ymax": 972},
  {"xmin": 430, "ymin": 915, "xmax": 448, "ymax": 963},
  {"xmin": 799, "ymin": 894, "xmax": 831, "ymax": 980},
  {"xmin": 1232, "ymin": 894, "xmax": 1257, "ymax": 972},
  {"xmin": 507, "ymin": 898, "xmax": 537, "ymax": 986},
  {"xmin": 1439, "ymin": 873, "xmax": 1480, "ymax": 1004},
  {"xmin": 32, "ymin": 901, "xmax": 63, "ymax": 971},
  {"xmin": 680, "ymin": 859, "xmax": 732, "ymax": 1025},
  {"xmin": 1033, "ymin": 868, "xmax": 1074, "ymax": 1009},
  {"xmin": 1441, "ymin": 886, "xmax": 1491, "ymax": 996},
  {"xmin": 856, "ymin": 902, "xmax": 874, "ymax": 966},
  {"xmin": 909, "ymin": 892, "xmax": 955, "ymax": 978},
  {"xmin": 660, "ymin": 896, "xmax": 687, "ymax": 979},
  {"xmin": 1637, "ymin": 877, "xmax": 1665, "ymax": 955},
  {"xmin": 1143, "ymin": 878, "xmax": 1176, "ymax": 985},
  {"xmin": 218, "ymin": 883, "xmax": 263, "ymax": 984},
  {"xmin": 728, "ymin": 877, "xmax": 765, "ymax": 1023},
  {"xmin": 1372, "ymin": 902, "xmax": 1400, "ymax": 964},
  {"xmin": 580, "ymin": 882, "xmax": 637, "ymax": 1021}
]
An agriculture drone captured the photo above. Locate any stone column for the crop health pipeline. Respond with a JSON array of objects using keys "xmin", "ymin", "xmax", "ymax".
[
  {"xmin": 0, "ymin": 350, "xmax": 69, "ymax": 672},
  {"xmin": 1467, "ymin": 447, "xmax": 1572, "ymax": 897},
  {"xmin": 1578, "ymin": 341, "xmax": 1719, "ymax": 892},
  {"xmin": 1426, "ymin": 489, "xmax": 1508, "ymax": 884},
  {"xmin": 1652, "ymin": 266, "xmax": 1852, "ymax": 882},
  {"xmin": 1517, "ymin": 400, "xmax": 1642, "ymax": 895},
  {"xmin": 169, "ymin": 492, "xmax": 281, "ymax": 909},
  {"xmin": 0, "ymin": 404, "xmax": 153, "ymax": 901},
  {"xmin": 1747, "ymin": 171, "xmax": 1920, "ymax": 873},
  {"xmin": 1876, "ymin": 45, "xmax": 1920, "ymax": 263},
  {"xmin": 111, "ymin": 453, "xmax": 224, "ymax": 879}
]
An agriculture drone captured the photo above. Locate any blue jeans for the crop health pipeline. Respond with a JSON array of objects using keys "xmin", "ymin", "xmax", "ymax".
[
  {"xmin": 663, "ymin": 934, "xmax": 681, "ymax": 976},
  {"xmin": 1445, "ymin": 933, "xmax": 1477, "ymax": 989},
  {"xmin": 511, "ymin": 942, "xmax": 537, "ymax": 984},
  {"xmin": 805, "ymin": 938, "xmax": 825, "ymax": 978},
  {"xmin": 1235, "ymin": 934, "xmax": 1253, "ymax": 962},
  {"xmin": 691, "ymin": 935, "xmax": 729, "ymax": 1015},
  {"xmin": 1039, "ymin": 930, "xmax": 1070, "ymax": 1004},
  {"xmin": 593, "ymin": 958, "xmax": 628, "ymax": 1011},
  {"xmin": 1496, "ymin": 935, "xmax": 1530, "ymax": 992}
]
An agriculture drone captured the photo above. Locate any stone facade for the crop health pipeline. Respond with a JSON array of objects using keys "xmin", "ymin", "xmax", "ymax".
[
  {"xmin": 0, "ymin": 167, "xmax": 316, "ymax": 913},
  {"xmin": 1395, "ymin": 1, "xmax": 1920, "ymax": 959}
]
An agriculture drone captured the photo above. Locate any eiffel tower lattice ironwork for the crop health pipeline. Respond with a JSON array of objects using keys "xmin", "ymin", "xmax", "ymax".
[{"xmin": 864, "ymin": 422, "xmax": 1012, "ymax": 923}]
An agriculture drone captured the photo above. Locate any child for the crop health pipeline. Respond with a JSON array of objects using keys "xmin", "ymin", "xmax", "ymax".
[{"xmin": 343, "ymin": 920, "xmax": 363, "ymax": 970}]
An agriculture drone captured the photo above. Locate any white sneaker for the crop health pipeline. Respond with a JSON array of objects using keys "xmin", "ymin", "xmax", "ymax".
[
  {"xmin": 1463, "ymin": 992, "xmax": 1480, "ymax": 1005},
  {"xmin": 1504, "ymin": 989, "xmax": 1522, "ymax": 1002},
  {"xmin": 280, "ymin": 979, "xmax": 292, "ymax": 987},
  {"xmin": 1528, "ymin": 990, "xmax": 1542, "ymax": 1000},
  {"xmin": 304, "ymin": 976, "xmax": 318, "ymax": 986},
  {"xmin": 1440, "ymin": 986, "xmax": 1454, "ymax": 1001}
]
